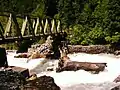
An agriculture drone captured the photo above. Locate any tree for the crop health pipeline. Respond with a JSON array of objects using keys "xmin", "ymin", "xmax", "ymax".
[
  {"xmin": 58, "ymin": 0, "xmax": 76, "ymax": 27},
  {"xmin": 45, "ymin": 0, "xmax": 58, "ymax": 18},
  {"xmin": 0, "ymin": 0, "xmax": 42, "ymax": 15},
  {"xmin": 105, "ymin": 0, "xmax": 120, "ymax": 45},
  {"xmin": 58, "ymin": 0, "xmax": 120, "ymax": 45}
]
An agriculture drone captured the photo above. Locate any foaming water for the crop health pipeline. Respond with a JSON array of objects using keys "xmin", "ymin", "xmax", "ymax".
[{"xmin": 7, "ymin": 52, "xmax": 120, "ymax": 90}]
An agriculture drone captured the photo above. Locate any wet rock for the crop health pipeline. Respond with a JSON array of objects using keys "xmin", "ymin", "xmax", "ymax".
[
  {"xmin": 24, "ymin": 75, "xmax": 61, "ymax": 90},
  {"xmin": 26, "ymin": 74, "xmax": 37, "ymax": 81},
  {"xmin": 31, "ymin": 44, "xmax": 41, "ymax": 49},
  {"xmin": 28, "ymin": 36, "xmax": 54, "ymax": 59},
  {"xmin": 28, "ymin": 33, "xmax": 68, "ymax": 59},
  {"xmin": 0, "ymin": 71, "xmax": 60, "ymax": 90},
  {"xmin": 28, "ymin": 51, "xmax": 46, "ymax": 59},
  {"xmin": 0, "ymin": 70, "xmax": 26, "ymax": 90},
  {"xmin": 111, "ymin": 86, "xmax": 120, "ymax": 90},
  {"xmin": 114, "ymin": 50, "xmax": 120, "ymax": 55},
  {"xmin": 28, "ymin": 48, "xmax": 36, "ymax": 55},
  {"xmin": 46, "ymin": 67, "xmax": 54, "ymax": 71},
  {"xmin": 111, "ymin": 83, "xmax": 120, "ymax": 90},
  {"xmin": 113, "ymin": 75, "xmax": 120, "ymax": 83},
  {"xmin": 109, "ymin": 75, "xmax": 120, "ymax": 90}
]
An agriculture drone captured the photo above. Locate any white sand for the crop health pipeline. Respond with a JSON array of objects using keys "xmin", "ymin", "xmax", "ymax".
[{"xmin": 7, "ymin": 51, "xmax": 120, "ymax": 90}]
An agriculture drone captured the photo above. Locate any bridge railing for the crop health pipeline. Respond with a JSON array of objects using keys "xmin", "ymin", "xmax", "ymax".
[{"xmin": 0, "ymin": 13, "xmax": 63, "ymax": 42}]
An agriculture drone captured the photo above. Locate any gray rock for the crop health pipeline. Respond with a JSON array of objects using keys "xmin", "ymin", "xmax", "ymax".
[{"xmin": 114, "ymin": 51, "xmax": 120, "ymax": 55}]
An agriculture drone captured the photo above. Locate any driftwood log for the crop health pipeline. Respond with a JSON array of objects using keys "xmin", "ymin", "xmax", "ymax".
[
  {"xmin": 56, "ymin": 56, "xmax": 107, "ymax": 74},
  {"xmin": 68, "ymin": 45, "xmax": 110, "ymax": 54}
]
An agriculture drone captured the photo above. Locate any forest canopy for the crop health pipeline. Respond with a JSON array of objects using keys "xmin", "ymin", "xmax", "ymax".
[{"xmin": 0, "ymin": 0, "xmax": 120, "ymax": 46}]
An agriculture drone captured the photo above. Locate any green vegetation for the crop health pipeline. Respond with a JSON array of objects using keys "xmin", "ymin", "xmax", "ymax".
[
  {"xmin": 0, "ymin": 0, "xmax": 120, "ymax": 50},
  {"xmin": 58, "ymin": 0, "xmax": 120, "ymax": 47}
]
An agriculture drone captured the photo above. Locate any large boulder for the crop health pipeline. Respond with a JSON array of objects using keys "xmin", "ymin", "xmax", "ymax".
[
  {"xmin": 0, "ymin": 70, "xmax": 26, "ymax": 90},
  {"xmin": 38, "ymin": 36, "xmax": 53, "ymax": 54},
  {"xmin": 28, "ymin": 33, "xmax": 68, "ymax": 59},
  {"xmin": 28, "ymin": 36, "xmax": 54, "ymax": 59},
  {"xmin": 24, "ymin": 75, "xmax": 61, "ymax": 90},
  {"xmin": 0, "ymin": 70, "xmax": 60, "ymax": 90}
]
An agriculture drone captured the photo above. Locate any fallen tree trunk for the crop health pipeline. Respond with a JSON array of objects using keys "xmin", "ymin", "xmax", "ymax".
[
  {"xmin": 68, "ymin": 45, "xmax": 110, "ymax": 54},
  {"xmin": 56, "ymin": 57, "xmax": 107, "ymax": 74}
]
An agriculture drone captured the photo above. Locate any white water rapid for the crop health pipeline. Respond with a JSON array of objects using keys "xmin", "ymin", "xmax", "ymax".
[{"xmin": 7, "ymin": 51, "xmax": 120, "ymax": 90}]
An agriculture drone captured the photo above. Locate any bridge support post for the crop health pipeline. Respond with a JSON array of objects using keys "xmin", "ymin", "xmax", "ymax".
[
  {"xmin": 27, "ymin": 16, "xmax": 35, "ymax": 38},
  {"xmin": 4, "ymin": 14, "xmax": 12, "ymax": 37},
  {"xmin": 44, "ymin": 19, "xmax": 48, "ymax": 34},
  {"xmin": 0, "ymin": 22, "xmax": 5, "ymax": 40},
  {"xmin": 21, "ymin": 16, "xmax": 28, "ymax": 36},
  {"xmin": 34, "ymin": 18, "xmax": 39, "ymax": 35},
  {"xmin": 40, "ymin": 20, "xmax": 45, "ymax": 36},
  {"xmin": 54, "ymin": 19, "xmax": 58, "ymax": 34},
  {"xmin": 12, "ymin": 13, "xmax": 22, "ymax": 39}
]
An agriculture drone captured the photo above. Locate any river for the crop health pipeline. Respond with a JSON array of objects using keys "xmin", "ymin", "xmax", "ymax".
[{"xmin": 6, "ymin": 51, "xmax": 120, "ymax": 90}]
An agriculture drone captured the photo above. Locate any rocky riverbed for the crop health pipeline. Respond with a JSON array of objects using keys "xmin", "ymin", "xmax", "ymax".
[{"xmin": 6, "ymin": 50, "xmax": 120, "ymax": 90}]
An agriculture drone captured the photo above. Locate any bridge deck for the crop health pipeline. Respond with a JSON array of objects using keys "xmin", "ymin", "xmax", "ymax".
[{"xmin": 0, "ymin": 33, "xmax": 65, "ymax": 44}]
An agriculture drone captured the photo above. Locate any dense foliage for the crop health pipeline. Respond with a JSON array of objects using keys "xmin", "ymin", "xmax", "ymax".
[
  {"xmin": 0, "ymin": 0, "xmax": 120, "ymax": 47},
  {"xmin": 58, "ymin": 0, "xmax": 120, "ymax": 45}
]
